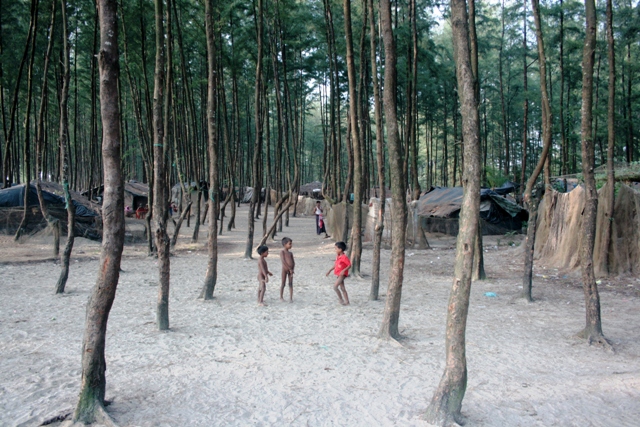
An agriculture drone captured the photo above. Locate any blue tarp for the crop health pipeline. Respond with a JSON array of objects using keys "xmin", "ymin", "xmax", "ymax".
[{"xmin": 0, "ymin": 184, "xmax": 98, "ymax": 218}]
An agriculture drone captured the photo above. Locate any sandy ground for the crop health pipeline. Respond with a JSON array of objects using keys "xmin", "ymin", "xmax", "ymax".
[{"xmin": 1, "ymin": 203, "xmax": 639, "ymax": 427}]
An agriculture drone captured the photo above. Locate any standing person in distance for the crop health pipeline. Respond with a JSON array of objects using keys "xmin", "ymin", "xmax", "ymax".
[{"xmin": 315, "ymin": 200, "xmax": 330, "ymax": 238}]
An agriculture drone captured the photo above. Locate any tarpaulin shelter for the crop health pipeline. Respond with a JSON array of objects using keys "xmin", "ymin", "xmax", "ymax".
[
  {"xmin": 415, "ymin": 187, "xmax": 528, "ymax": 236},
  {"xmin": 83, "ymin": 181, "xmax": 149, "ymax": 211},
  {"xmin": 535, "ymin": 183, "xmax": 640, "ymax": 277},
  {"xmin": 0, "ymin": 182, "xmax": 102, "ymax": 240}
]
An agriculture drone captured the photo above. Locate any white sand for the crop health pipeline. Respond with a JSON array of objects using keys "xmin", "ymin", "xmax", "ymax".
[{"xmin": 1, "ymin": 204, "xmax": 639, "ymax": 427}]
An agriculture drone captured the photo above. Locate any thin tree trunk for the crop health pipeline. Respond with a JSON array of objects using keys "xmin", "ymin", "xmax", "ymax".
[
  {"xmin": 425, "ymin": 0, "xmax": 481, "ymax": 423},
  {"xmin": 601, "ymin": 0, "xmax": 615, "ymax": 275},
  {"xmin": 520, "ymin": 0, "xmax": 555, "ymax": 302},
  {"xmin": 1, "ymin": 0, "xmax": 37, "ymax": 189},
  {"xmin": 153, "ymin": 0, "xmax": 170, "ymax": 331},
  {"xmin": 344, "ymin": 0, "xmax": 363, "ymax": 277},
  {"xmin": 560, "ymin": 0, "xmax": 568, "ymax": 175},
  {"xmin": 73, "ymin": 0, "xmax": 124, "ymax": 422},
  {"xmin": 200, "ymin": 0, "xmax": 220, "ymax": 300},
  {"xmin": 578, "ymin": 0, "xmax": 609, "ymax": 348},
  {"xmin": 34, "ymin": 1, "xmax": 60, "ymax": 258},
  {"xmin": 410, "ymin": 0, "xmax": 420, "ymax": 200},
  {"xmin": 469, "ymin": 0, "xmax": 486, "ymax": 281},
  {"xmin": 498, "ymin": 0, "xmax": 510, "ymax": 178},
  {"xmin": 244, "ymin": 0, "xmax": 264, "ymax": 259},
  {"xmin": 170, "ymin": 201, "xmax": 192, "ymax": 247},
  {"xmin": 14, "ymin": 0, "xmax": 38, "ymax": 240},
  {"xmin": 521, "ymin": 183, "xmax": 542, "ymax": 301},
  {"xmin": 378, "ymin": 0, "xmax": 407, "ymax": 340},
  {"xmin": 520, "ymin": 0, "xmax": 529, "ymax": 193},
  {"xmin": 369, "ymin": 0, "xmax": 385, "ymax": 300},
  {"xmin": 55, "ymin": 0, "xmax": 75, "ymax": 294}
]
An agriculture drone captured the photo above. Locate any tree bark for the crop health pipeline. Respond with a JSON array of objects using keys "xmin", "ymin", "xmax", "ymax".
[
  {"xmin": 244, "ymin": 0, "xmax": 264, "ymax": 259},
  {"xmin": 369, "ymin": 0, "xmax": 385, "ymax": 301},
  {"xmin": 378, "ymin": 0, "xmax": 407, "ymax": 340},
  {"xmin": 425, "ymin": 0, "xmax": 482, "ymax": 423},
  {"xmin": 73, "ymin": 0, "xmax": 124, "ymax": 422},
  {"xmin": 578, "ymin": 0, "xmax": 609, "ymax": 348},
  {"xmin": 201, "ymin": 0, "xmax": 219, "ymax": 300},
  {"xmin": 55, "ymin": 0, "xmax": 75, "ymax": 294},
  {"xmin": 344, "ymin": 0, "xmax": 362, "ymax": 277},
  {"xmin": 152, "ymin": 0, "xmax": 170, "ymax": 330},
  {"xmin": 519, "ymin": 0, "xmax": 555, "ymax": 302},
  {"xmin": 34, "ymin": 1, "xmax": 60, "ymax": 258},
  {"xmin": 14, "ymin": 0, "xmax": 38, "ymax": 240},
  {"xmin": 522, "ymin": 184, "xmax": 543, "ymax": 301},
  {"xmin": 469, "ymin": 0, "xmax": 486, "ymax": 281},
  {"xmin": 601, "ymin": 0, "xmax": 615, "ymax": 276}
]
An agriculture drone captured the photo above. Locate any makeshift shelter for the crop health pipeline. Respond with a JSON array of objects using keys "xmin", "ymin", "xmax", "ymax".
[
  {"xmin": 414, "ymin": 187, "xmax": 528, "ymax": 236},
  {"xmin": 83, "ymin": 181, "xmax": 149, "ymax": 211},
  {"xmin": 0, "ymin": 182, "xmax": 102, "ymax": 240},
  {"xmin": 535, "ymin": 183, "xmax": 640, "ymax": 277},
  {"xmin": 299, "ymin": 181, "xmax": 323, "ymax": 199}
]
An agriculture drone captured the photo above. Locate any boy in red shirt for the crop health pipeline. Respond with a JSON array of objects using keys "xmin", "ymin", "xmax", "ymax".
[{"xmin": 326, "ymin": 241, "xmax": 351, "ymax": 305}]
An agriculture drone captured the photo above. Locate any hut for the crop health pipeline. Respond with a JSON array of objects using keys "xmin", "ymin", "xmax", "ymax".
[
  {"xmin": 0, "ymin": 182, "xmax": 102, "ymax": 240},
  {"xmin": 414, "ymin": 187, "xmax": 528, "ymax": 236}
]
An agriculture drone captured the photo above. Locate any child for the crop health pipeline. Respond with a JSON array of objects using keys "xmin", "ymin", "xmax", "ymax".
[
  {"xmin": 315, "ymin": 201, "xmax": 330, "ymax": 238},
  {"xmin": 280, "ymin": 237, "xmax": 295, "ymax": 302},
  {"xmin": 257, "ymin": 245, "xmax": 273, "ymax": 306},
  {"xmin": 325, "ymin": 241, "xmax": 351, "ymax": 305}
]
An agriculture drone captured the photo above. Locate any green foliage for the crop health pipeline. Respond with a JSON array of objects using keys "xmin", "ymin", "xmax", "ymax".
[{"xmin": 483, "ymin": 166, "xmax": 510, "ymax": 188}]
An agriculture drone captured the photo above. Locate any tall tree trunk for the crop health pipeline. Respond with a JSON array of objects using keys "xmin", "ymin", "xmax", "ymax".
[
  {"xmin": 1, "ymin": 0, "xmax": 37, "ymax": 189},
  {"xmin": 520, "ymin": 0, "xmax": 529, "ymax": 193},
  {"xmin": 14, "ymin": 0, "xmax": 38, "ymax": 240},
  {"xmin": 378, "ymin": 0, "xmax": 407, "ymax": 340},
  {"xmin": 601, "ymin": 0, "xmax": 615, "ymax": 275},
  {"xmin": 369, "ymin": 0, "xmax": 385, "ymax": 300},
  {"xmin": 560, "ymin": 0, "xmax": 568, "ymax": 175},
  {"xmin": 425, "ymin": 0, "xmax": 481, "ymax": 423},
  {"xmin": 55, "ymin": 0, "xmax": 75, "ymax": 294},
  {"xmin": 521, "ymin": 0, "xmax": 554, "ymax": 302},
  {"xmin": 34, "ymin": 1, "xmax": 60, "ymax": 257},
  {"xmin": 498, "ymin": 0, "xmax": 510, "ymax": 178},
  {"xmin": 625, "ymin": 43, "xmax": 633, "ymax": 163},
  {"xmin": 244, "ymin": 0, "xmax": 264, "ymax": 259},
  {"xmin": 578, "ymin": 0, "xmax": 609, "ymax": 348},
  {"xmin": 73, "ymin": 0, "xmax": 124, "ymax": 422},
  {"xmin": 409, "ymin": 0, "xmax": 421, "ymax": 200},
  {"xmin": 153, "ymin": 0, "xmax": 170, "ymax": 331},
  {"xmin": 469, "ymin": 0, "xmax": 486, "ymax": 281},
  {"xmin": 344, "ymin": 0, "xmax": 362, "ymax": 277},
  {"xmin": 201, "ymin": 0, "xmax": 219, "ymax": 297}
]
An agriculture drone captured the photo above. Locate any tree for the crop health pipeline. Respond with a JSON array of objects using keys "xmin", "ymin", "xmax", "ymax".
[
  {"xmin": 244, "ymin": 0, "xmax": 264, "ymax": 260},
  {"xmin": 378, "ymin": 0, "xmax": 407, "ymax": 341},
  {"xmin": 521, "ymin": 0, "xmax": 555, "ymax": 302},
  {"xmin": 344, "ymin": 0, "xmax": 363, "ymax": 277},
  {"xmin": 153, "ymin": 0, "xmax": 170, "ymax": 331},
  {"xmin": 72, "ymin": 0, "xmax": 124, "ymax": 422},
  {"xmin": 600, "ymin": 0, "xmax": 615, "ymax": 276},
  {"xmin": 201, "ymin": 0, "xmax": 219, "ymax": 300},
  {"xmin": 368, "ymin": 0, "xmax": 385, "ymax": 301},
  {"xmin": 577, "ymin": 0, "xmax": 609, "ymax": 348},
  {"xmin": 425, "ymin": 0, "xmax": 482, "ymax": 422},
  {"xmin": 55, "ymin": 0, "xmax": 76, "ymax": 294}
]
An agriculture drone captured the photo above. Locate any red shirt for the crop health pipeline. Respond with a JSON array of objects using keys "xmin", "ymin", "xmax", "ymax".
[{"xmin": 334, "ymin": 254, "xmax": 351, "ymax": 277}]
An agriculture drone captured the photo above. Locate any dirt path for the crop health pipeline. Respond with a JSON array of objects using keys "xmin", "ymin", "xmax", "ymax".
[{"xmin": 1, "ymin": 204, "xmax": 639, "ymax": 426}]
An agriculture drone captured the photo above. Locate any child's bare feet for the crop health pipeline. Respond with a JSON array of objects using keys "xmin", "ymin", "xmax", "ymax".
[
  {"xmin": 258, "ymin": 302, "xmax": 267, "ymax": 306},
  {"xmin": 280, "ymin": 297, "xmax": 285, "ymax": 302}
]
